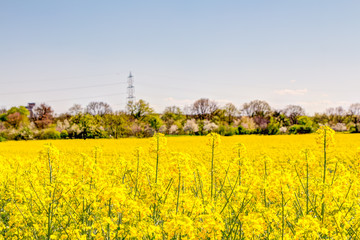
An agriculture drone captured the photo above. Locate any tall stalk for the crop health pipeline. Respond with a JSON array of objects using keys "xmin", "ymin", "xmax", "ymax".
[
  {"xmin": 281, "ymin": 189, "xmax": 285, "ymax": 240},
  {"xmin": 135, "ymin": 149, "xmax": 140, "ymax": 197},
  {"xmin": 211, "ymin": 137, "xmax": 215, "ymax": 200},
  {"xmin": 176, "ymin": 168, "xmax": 181, "ymax": 214},
  {"xmin": 321, "ymin": 129, "xmax": 327, "ymax": 222},
  {"xmin": 47, "ymin": 148, "xmax": 53, "ymax": 240},
  {"xmin": 306, "ymin": 152, "xmax": 309, "ymax": 215},
  {"xmin": 237, "ymin": 149, "xmax": 241, "ymax": 186},
  {"xmin": 155, "ymin": 135, "xmax": 160, "ymax": 184},
  {"xmin": 323, "ymin": 129, "xmax": 327, "ymax": 185}
]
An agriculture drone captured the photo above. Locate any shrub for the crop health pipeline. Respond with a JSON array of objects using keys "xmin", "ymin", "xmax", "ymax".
[
  {"xmin": 14, "ymin": 127, "xmax": 34, "ymax": 140},
  {"xmin": 183, "ymin": 119, "xmax": 199, "ymax": 135},
  {"xmin": 237, "ymin": 125, "xmax": 248, "ymax": 135},
  {"xmin": 264, "ymin": 118, "xmax": 280, "ymax": 135},
  {"xmin": 60, "ymin": 130, "xmax": 69, "ymax": 139},
  {"xmin": 217, "ymin": 125, "xmax": 236, "ymax": 136},
  {"xmin": 288, "ymin": 124, "xmax": 313, "ymax": 134},
  {"xmin": 40, "ymin": 128, "xmax": 61, "ymax": 139},
  {"xmin": 349, "ymin": 124, "xmax": 360, "ymax": 133}
]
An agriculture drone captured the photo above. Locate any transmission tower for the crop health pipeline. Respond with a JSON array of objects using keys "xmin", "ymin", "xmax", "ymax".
[{"xmin": 127, "ymin": 72, "xmax": 135, "ymax": 110}]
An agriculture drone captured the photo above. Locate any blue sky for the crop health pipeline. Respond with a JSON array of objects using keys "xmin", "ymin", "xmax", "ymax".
[{"xmin": 1, "ymin": 1, "xmax": 359, "ymax": 115}]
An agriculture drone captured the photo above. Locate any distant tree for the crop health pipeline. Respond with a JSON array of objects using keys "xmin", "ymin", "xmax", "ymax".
[
  {"xmin": 162, "ymin": 106, "xmax": 184, "ymax": 122},
  {"xmin": 7, "ymin": 113, "xmax": 23, "ymax": 129},
  {"xmin": 86, "ymin": 102, "xmax": 112, "ymax": 116},
  {"xmin": 103, "ymin": 111, "xmax": 129, "ymax": 138},
  {"xmin": 5, "ymin": 106, "xmax": 30, "ymax": 129},
  {"xmin": 203, "ymin": 120, "xmax": 218, "ymax": 133},
  {"xmin": 349, "ymin": 103, "xmax": 360, "ymax": 124},
  {"xmin": 326, "ymin": 106, "xmax": 346, "ymax": 124},
  {"xmin": 223, "ymin": 103, "xmax": 238, "ymax": 124},
  {"xmin": 34, "ymin": 103, "xmax": 54, "ymax": 129},
  {"xmin": 127, "ymin": 99, "xmax": 154, "ymax": 121},
  {"xmin": 242, "ymin": 100, "xmax": 271, "ymax": 127},
  {"xmin": 242, "ymin": 100, "xmax": 271, "ymax": 117},
  {"xmin": 212, "ymin": 109, "xmax": 226, "ymax": 124},
  {"xmin": 71, "ymin": 113, "xmax": 97, "ymax": 139},
  {"xmin": 271, "ymin": 110, "xmax": 290, "ymax": 127},
  {"xmin": 0, "ymin": 108, "xmax": 7, "ymax": 122},
  {"xmin": 182, "ymin": 105, "xmax": 193, "ymax": 117},
  {"xmin": 69, "ymin": 104, "xmax": 83, "ymax": 115},
  {"xmin": 183, "ymin": 119, "xmax": 199, "ymax": 134},
  {"xmin": 191, "ymin": 98, "xmax": 218, "ymax": 119},
  {"xmin": 147, "ymin": 115, "xmax": 163, "ymax": 132},
  {"xmin": 313, "ymin": 113, "xmax": 328, "ymax": 125},
  {"xmin": 7, "ymin": 106, "xmax": 29, "ymax": 116},
  {"xmin": 283, "ymin": 105, "xmax": 305, "ymax": 125}
]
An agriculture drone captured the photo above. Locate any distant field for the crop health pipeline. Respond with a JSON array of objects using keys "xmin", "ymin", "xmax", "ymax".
[
  {"xmin": 0, "ymin": 132, "xmax": 359, "ymax": 239},
  {"xmin": 1, "ymin": 133, "xmax": 359, "ymax": 158}
]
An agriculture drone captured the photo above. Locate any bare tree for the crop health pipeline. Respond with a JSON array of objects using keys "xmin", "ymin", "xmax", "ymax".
[
  {"xmin": 242, "ymin": 100, "xmax": 271, "ymax": 117},
  {"xmin": 349, "ymin": 103, "xmax": 360, "ymax": 123},
  {"xmin": 223, "ymin": 103, "xmax": 238, "ymax": 124},
  {"xmin": 326, "ymin": 106, "xmax": 346, "ymax": 124},
  {"xmin": 85, "ymin": 102, "xmax": 112, "ymax": 116},
  {"xmin": 191, "ymin": 98, "xmax": 218, "ymax": 119},
  {"xmin": 349, "ymin": 103, "xmax": 360, "ymax": 116},
  {"xmin": 162, "ymin": 106, "xmax": 184, "ymax": 122},
  {"xmin": 283, "ymin": 105, "xmax": 305, "ymax": 124},
  {"xmin": 69, "ymin": 104, "xmax": 83, "ymax": 115},
  {"xmin": 182, "ymin": 105, "xmax": 192, "ymax": 116}
]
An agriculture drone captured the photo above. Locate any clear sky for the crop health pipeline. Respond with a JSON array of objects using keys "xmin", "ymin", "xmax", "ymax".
[{"xmin": 1, "ymin": 1, "xmax": 359, "ymax": 115}]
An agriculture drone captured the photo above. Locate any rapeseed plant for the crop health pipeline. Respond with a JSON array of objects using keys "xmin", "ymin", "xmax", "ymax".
[{"xmin": 0, "ymin": 133, "xmax": 359, "ymax": 239}]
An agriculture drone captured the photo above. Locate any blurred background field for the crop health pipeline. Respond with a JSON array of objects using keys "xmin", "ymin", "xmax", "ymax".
[{"xmin": 1, "ymin": 134, "xmax": 358, "ymax": 161}]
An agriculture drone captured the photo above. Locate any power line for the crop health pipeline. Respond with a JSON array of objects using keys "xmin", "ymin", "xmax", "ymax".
[
  {"xmin": 1, "ymin": 82, "xmax": 127, "ymax": 96},
  {"xmin": 46, "ymin": 92, "xmax": 126, "ymax": 103},
  {"xmin": 0, "ymin": 73, "xmax": 121, "ymax": 85}
]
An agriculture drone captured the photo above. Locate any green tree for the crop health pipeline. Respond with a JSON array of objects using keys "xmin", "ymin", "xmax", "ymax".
[
  {"xmin": 147, "ymin": 115, "xmax": 163, "ymax": 132},
  {"xmin": 71, "ymin": 113, "xmax": 96, "ymax": 139},
  {"xmin": 104, "ymin": 112, "xmax": 129, "ymax": 138},
  {"xmin": 5, "ymin": 106, "xmax": 29, "ymax": 129},
  {"xmin": 127, "ymin": 99, "xmax": 154, "ymax": 121}
]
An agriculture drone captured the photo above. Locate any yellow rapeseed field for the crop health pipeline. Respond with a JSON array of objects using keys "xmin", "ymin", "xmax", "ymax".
[{"xmin": 0, "ymin": 127, "xmax": 359, "ymax": 239}]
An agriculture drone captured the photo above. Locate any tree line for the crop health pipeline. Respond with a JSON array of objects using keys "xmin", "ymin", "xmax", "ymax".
[{"xmin": 0, "ymin": 99, "xmax": 360, "ymax": 141}]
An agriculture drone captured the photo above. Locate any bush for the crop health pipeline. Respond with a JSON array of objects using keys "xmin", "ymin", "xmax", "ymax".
[
  {"xmin": 0, "ymin": 136, "xmax": 6, "ymax": 142},
  {"xmin": 14, "ymin": 127, "xmax": 34, "ymax": 140},
  {"xmin": 60, "ymin": 130, "xmax": 69, "ymax": 139},
  {"xmin": 237, "ymin": 125, "xmax": 248, "ymax": 135},
  {"xmin": 288, "ymin": 125, "xmax": 313, "ymax": 134},
  {"xmin": 264, "ymin": 119, "xmax": 280, "ymax": 135},
  {"xmin": 40, "ymin": 129, "xmax": 61, "ymax": 139},
  {"xmin": 217, "ymin": 125, "xmax": 236, "ymax": 136},
  {"xmin": 349, "ymin": 124, "xmax": 360, "ymax": 133}
]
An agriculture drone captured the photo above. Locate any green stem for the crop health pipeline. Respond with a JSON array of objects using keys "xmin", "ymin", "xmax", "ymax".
[
  {"xmin": 107, "ymin": 198, "xmax": 111, "ymax": 240},
  {"xmin": 176, "ymin": 169, "xmax": 181, "ymax": 214},
  {"xmin": 135, "ymin": 150, "xmax": 140, "ymax": 197},
  {"xmin": 323, "ymin": 129, "xmax": 327, "ymax": 184},
  {"xmin": 282, "ymin": 189, "xmax": 285, "ymax": 240},
  {"xmin": 321, "ymin": 129, "xmax": 327, "ymax": 222},
  {"xmin": 155, "ymin": 135, "xmax": 160, "ymax": 184},
  {"xmin": 211, "ymin": 137, "xmax": 215, "ymax": 199},
  {"xmin": 306, "ymin": 152, "xmax": 309, "ymax": 215},
  {"xmin": 47, "ymin": 148, "xmax": 52, "ymax": 240}
]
